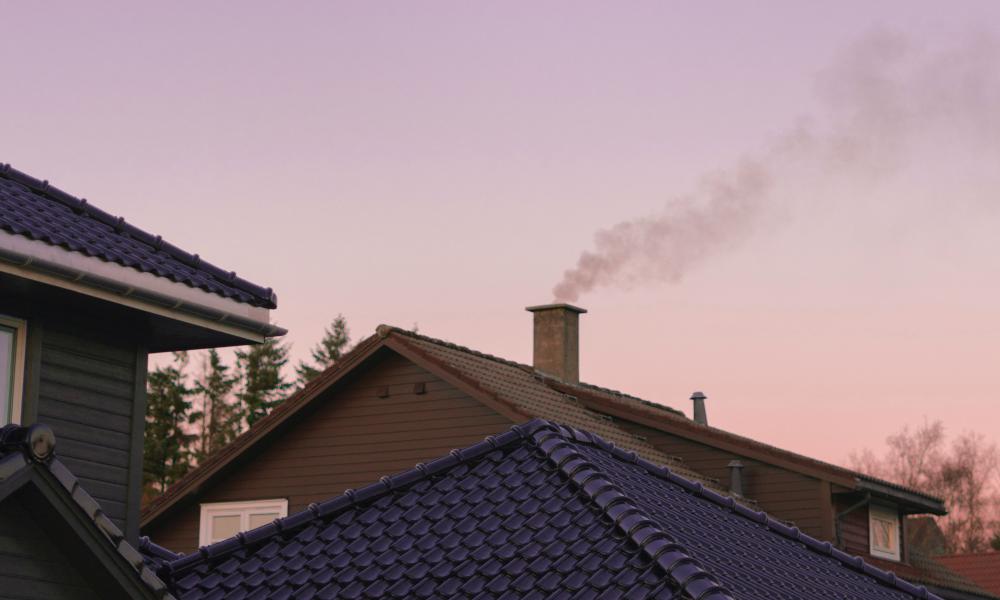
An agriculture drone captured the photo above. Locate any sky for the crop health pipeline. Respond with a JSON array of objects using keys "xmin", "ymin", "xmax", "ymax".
[{"xmin": 3, "ymin": 1, "xmax": 999, "ymax": 466}]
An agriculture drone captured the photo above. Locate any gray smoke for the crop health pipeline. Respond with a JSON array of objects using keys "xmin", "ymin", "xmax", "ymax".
[{"xmin": 552, "ymin": 29, "xmax": 1000, "ymax": 303}]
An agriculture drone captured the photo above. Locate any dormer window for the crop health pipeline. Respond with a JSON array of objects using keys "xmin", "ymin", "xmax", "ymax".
[
  {"xmin": 0, "ymin": 316, "xmax": 26, "ymax": 426},
  {"xmin": 869, "ymin": 504, "xmax": 901, "ymax": 561}
]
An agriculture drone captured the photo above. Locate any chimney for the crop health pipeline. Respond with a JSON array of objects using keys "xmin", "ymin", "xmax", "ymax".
[
  {"xmin": 691, "ymin": 391, "xmax": 708, "ymax": 425},
  {"xmin": 525, "ymin": 303, "xmax": 587, "ymax": 383}
]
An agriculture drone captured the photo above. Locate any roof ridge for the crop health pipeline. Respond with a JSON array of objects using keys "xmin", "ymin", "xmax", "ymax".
[
  {"xmin": 378, "ymin": 324, "xmax": 536, "ymax": 372},
  {"xmin": 165, "ymin": 419, "xmax": 553, "ymax": 576},
  {"xmin": 0, "ymin": 162, "xmax": 276, "ymax": 308},
  {"xmin": 550, "ymin": 422, "xmax": 945, "ymax": 600},
  {"xmin": 561, "ymin": 380, "xmax": 687, "ymax": 416},
  {"xmin": 0, "ymin": 424, "xmax": 176, "ymax": 599},
  {"xmin": 550, "ymin": 379, "xmax": 947, "ymax": 507},
  {"xmin": 530, "ymin": 423, "xmax": 735, "ymax": 600}
]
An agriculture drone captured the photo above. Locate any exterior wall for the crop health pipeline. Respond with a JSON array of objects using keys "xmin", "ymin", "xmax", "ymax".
[
  {"xmin": 35, "ymin": 326, "xmax": 144, "ymax": 537},
  {"xmin": 835, "ymin": 496, "xmax": 870, "ymax": 555},
  {"xmin": 0, "ymin": 492, "xmax": 101, "ymax": 600},
  {"xmin": 143, "ymin": 349, "xmax": 513, "ymax": 554},
  {"xmin": 612, "ymin": 418, "xmax": 832, "ymax": 541},
  {"xmin": 2, "ymin": 287, "xmax": 147, "ymax": 542}
]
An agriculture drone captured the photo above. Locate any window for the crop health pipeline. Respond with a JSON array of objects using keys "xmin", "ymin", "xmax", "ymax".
[
  {"xmin": 869, "ymin": 504, "xmax": 901, "ymax": 561},
  {"xmin": 199, "ymin": 499, "xmax": 288, "ymax": 546},
  {"xmin": 0, "ymin": 316, "xmax": 27, "ymax": 426}
]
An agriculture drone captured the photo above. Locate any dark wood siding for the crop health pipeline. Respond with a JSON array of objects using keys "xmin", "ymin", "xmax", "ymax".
[
  {"xmin": 611, "ymin": 418, "xmax": 832, "ymax": 541},
  {"xmin": 143, "ymin": 349, "xmax": 513, "ymax": 554},
  {"xmin": 834, "ymin": 496, "xmax": 870, "ymax": 555},
  {"xmin": 0, "ymin": 492, "xmax": 101, "ymax": 600},
  {"xmin": 35, "ymin": 327, "xmax": 142, "ymax": 537}
]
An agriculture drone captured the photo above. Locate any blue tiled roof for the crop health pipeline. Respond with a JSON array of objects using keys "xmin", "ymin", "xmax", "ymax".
[
  {"xmin": 153, "ymin": 420, "xmax": 941, "ymax": 600},
  {"xmin": 0, "ymin": 163, "xmax": 276, "ymax": 308}
]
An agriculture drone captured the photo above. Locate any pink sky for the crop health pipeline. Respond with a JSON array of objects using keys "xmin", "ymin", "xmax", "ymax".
[{"xmin": 3, "ymin": 2, "xmax": 999, "ymax": 466}]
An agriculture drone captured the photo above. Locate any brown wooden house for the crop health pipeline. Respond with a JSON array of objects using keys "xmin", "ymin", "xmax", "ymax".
[{"xmin": 140, "ymin": 304, "xmax": 991, "ymax": 599}]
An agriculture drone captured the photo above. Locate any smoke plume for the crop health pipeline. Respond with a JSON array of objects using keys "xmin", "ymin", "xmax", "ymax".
[{"xmin": 552, "ymin": 29, "xmax": 1000, "ymax": 303}]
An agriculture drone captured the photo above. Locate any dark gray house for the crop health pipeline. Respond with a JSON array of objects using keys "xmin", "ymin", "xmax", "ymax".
[{"xmin": 0, "ymin": 163, "xmax": 282, "ymax": 596}]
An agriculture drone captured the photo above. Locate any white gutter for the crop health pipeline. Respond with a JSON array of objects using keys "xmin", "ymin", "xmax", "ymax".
[{"xmin": 0, "ymin": 229, "xmax": 285, "ymax": 343}]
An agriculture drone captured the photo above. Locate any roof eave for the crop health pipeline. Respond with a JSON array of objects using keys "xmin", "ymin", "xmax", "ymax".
[
  {"xmin": 856, "ymin": 477, "xmax": 947, "ymax": 515},
  {"xmin": 0, "ymin": 230, "xmax": 285, "ymax": 346}
]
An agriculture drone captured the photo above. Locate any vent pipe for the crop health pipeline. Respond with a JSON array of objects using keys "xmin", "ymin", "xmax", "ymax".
[
  {"xmin": 691, "ymin": 391, "xmax": 708, "ymax": 425},
  {"xmin": 728, "ymin": 460, "xmax": 745, "ymax": 497},
  {"xmin": 525, "ymin": 303, "xmax": 587, "ymax": 383}
]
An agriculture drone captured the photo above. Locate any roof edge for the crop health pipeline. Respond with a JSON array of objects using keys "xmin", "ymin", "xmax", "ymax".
[
  {"xmin": 0, "ymin": 162, "xmax": 277, "ymax": 309},
  {"xmin": 0, "ymin": 232, "xmax": 285, "ymax": 341}
]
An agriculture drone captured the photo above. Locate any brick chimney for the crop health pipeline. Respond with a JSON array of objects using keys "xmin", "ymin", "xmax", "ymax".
[{"xmin": 525, "ymin": 303, "xmax": 587, "ymax": 383}]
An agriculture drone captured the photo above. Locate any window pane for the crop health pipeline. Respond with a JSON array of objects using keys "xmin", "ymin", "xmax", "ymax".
[
  {"xmin": 248, "ymin": 512, "xmax": 280, "ymax": 530},
  {"xmin": 0, "ymin": 326, "xmax": 14, "ymax": 424},
  {"xmin": 211, "ymin": 514, "xmax": 241, "ymax": 541}
]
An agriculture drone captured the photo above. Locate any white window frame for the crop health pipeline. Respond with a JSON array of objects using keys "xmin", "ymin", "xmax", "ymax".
[
  {"xmin": 199, "ymin": 499, "xmax": 288, "ymax": 546},
  {"xmin": 869, "ymin": 503, "xmax": 901, "ymax": 561},
  {"xmin": 0, "ymin": 315, "xmax": 27, "ymax": 426}
]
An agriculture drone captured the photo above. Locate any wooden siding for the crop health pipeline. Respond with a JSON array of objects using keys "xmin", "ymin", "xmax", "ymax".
[
  {"xmin": 611, "ymin": 418, "xmax": 833, "ymax": 541},
  {"xmin": 35, "ymin": 327, "xmax": 141, "ymax": 536},
  {"xmin": 835, "ymin": 496, "xmax": 871, "ymax": 556},
  {"xmin": 0, "ymin": 492, "xmax": 100, "ymax": 600},
  {"xmin": 143, "ymin": 349, "xmax": 513, "ymax": 554}
]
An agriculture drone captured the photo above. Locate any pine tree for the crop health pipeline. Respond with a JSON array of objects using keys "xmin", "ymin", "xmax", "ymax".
[
  {"xmin": 296, "ymin": 315, "xmax": 351, "ymax": 385},
  {"xmin": 193, "ymin": 349, "xmax": 240, "ymax": 459},
  {"xmin": 235, "ymin": 339, "xmax": 292, "ymax": 427},
  {"xmin": 143, "ymin": 352, "xmax": 196, "ymax": 495}
]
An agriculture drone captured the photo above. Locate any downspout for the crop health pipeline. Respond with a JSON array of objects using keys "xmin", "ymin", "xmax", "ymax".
[{"xmin": 834, "ymin": 493, "xmax": 871, "ymax": 549}]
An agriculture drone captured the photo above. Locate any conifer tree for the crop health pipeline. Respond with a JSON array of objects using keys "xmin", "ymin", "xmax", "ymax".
[
  {"xmin": 193, "ymin": 348, "xmax": 240, "ymax": 459},
  {"xmin": 296, "ymin": 315, "xmax": 351, "ymax": 384},
  {"xmin": 235, "ymin": 339, "xmax": 292, "ymax": 426},
  {"xmin": 143, "ymin": 352, "xmax": 196, "ymax": 495}
]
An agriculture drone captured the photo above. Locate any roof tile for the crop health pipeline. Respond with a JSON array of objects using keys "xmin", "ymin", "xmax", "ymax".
[
  {"xmin": 0, "ymin": 163, "xmax": 275, "ymax": 308},
  {"xmin": 154, "ymin": 420, "xmax": 944, "ymax": 600}
]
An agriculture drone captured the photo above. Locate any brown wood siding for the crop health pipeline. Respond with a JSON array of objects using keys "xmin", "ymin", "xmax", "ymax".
[
  {"xmin": 0, "ymin": 492, "xmax": 100, "ymax": 600},
  {"xmin": 835, "ymin": 496, "xmax": 870, "ymax": 556},
  {"xmin": 612, "ymin": 418, "xmax": 832, "ymax": 541},
  {"xmin": 143, "ymin": 349, "xmax": 513, "ymax": 554},
  {"xmin": 35, "ymin": 328, "xmax": 140, "ymax": 536}
]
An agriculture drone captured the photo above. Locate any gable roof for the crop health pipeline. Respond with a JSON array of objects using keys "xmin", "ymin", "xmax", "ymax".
[
  {"xmin": 0, "ymin": 423, "xmax": 176, "ymax": 599},
  {"xmin": 152, "ymin": 420, "xmax": 943, "ymax": 600},
  {"xmin": 0, "ymin": 163, "xmax": 276, "ymax": 309},
  {"xmin": 141, "ymin": 326, "xmax": 728, "ymax": 527},
  {"xmin": 934, "ymin": 554, "xmax": 1000, "ymax": 597}
]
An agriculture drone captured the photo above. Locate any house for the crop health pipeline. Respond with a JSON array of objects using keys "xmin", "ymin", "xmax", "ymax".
[
  {"xmin": 140, "ymin": 304, "xmax": 988, "ymax": 598},
  {"xmin": 0, "ymin": 423, "xmax": 175, "ymax": 599},
  {"xmin": 0, "ymin": 163, "xmax": 283, "ymax": 543},
  {"xmin": 146, "ymin": 420, "xmax": 949, "ymax": 599},
  {"xmin": 934, "ymin": 554, "xmax": 1000, "ymax": 598}
]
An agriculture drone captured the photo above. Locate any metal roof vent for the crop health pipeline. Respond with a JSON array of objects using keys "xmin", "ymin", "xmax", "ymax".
[
  {"xmin": 691, "ymin": 391, "xmax": 708, "ymax": 425},
  {"xmin": 728, "ymin": 460, "xmax": 745, "ymax": 497}
]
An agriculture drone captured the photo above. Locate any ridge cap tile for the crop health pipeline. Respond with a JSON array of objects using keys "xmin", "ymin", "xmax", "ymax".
[{"xmin": 0, "ymin": 423, "xmax": 176, "ymax": 599}]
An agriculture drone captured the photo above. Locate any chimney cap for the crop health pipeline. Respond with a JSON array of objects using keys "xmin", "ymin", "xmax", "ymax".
[
  {"xmin": 690, "ymin": 391, "xmax": 707, "ymax": 401},
  {"xmin": 525, "ymin": 303, "xmax": 588, "ymax": 314}
]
